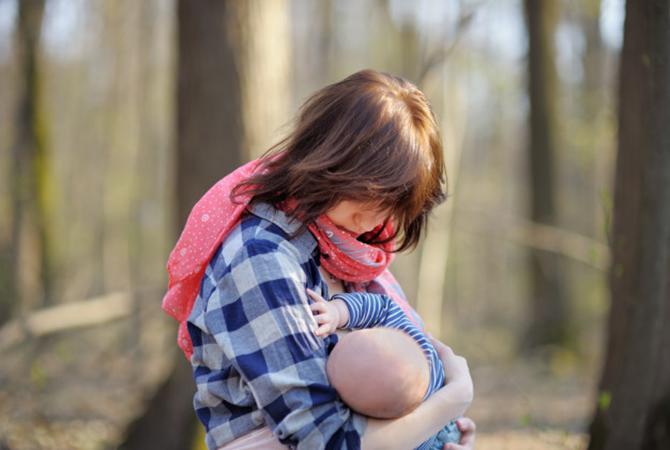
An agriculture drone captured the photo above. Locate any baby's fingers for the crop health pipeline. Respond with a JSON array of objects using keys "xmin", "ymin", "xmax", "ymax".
[
  {"xmin": 310, "ymin": 302, "xmax": 327, "ymax": 314},
  {"xmin": 314, "ymin": 313, "xmax": 332, "ymax": 324},
  {"xmin": 315, "ymin": 324, "xmax": 333, "ymax": 336},
  {"xmin": 306, "ymin": 288, "xmax": 326, "ymax": 303}
]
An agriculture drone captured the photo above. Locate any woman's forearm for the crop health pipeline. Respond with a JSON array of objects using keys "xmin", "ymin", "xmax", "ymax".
[{"xmin": 360, "ymin": 379, "xmax": 472, "ymax": 450}]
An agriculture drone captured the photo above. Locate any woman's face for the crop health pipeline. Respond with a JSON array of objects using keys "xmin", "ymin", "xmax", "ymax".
[{"xmin": 325, "ymin": 200, "xmax": 393, "ymax": 236}]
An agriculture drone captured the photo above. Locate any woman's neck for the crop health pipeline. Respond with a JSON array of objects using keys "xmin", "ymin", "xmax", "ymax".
[{"xmin": 318, "ymin": 265, "xmax": 346, "ymax": 295}]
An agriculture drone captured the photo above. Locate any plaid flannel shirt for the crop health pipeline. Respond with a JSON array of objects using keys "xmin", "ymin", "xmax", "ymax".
[{"xmin": 187, "ymin": 201, "xmax": 367, "ymax": 450}]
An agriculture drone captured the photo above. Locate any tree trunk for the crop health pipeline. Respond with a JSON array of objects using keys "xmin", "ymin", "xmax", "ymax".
[
  {"xmin": 522, "ymin": 0, "xmax": 570, "ymax": 351},
  {"xmin": 175, "ymin": 1, "xmax": 244, "ymax": 222},
  {"xmin": 121, "ymin": 1, "xmax": 291, "ymax": 448},
  {"xmin": 588, "ymin": 1, "xmax": 670, "ymax": 449},
  {"xmin": 121, "ymin": 1, "xmax": 242, "ymax": 448},
  {"xmin": 4, "ymin": 0, "xmax": 50, "ymax": 324},
  {"xmin": 579, "ymin": 0, "xmax": 606, "ymax": 237},
  {"xmin": 229, "ymin": 0, "xmax": 292, "ymax": 159}
]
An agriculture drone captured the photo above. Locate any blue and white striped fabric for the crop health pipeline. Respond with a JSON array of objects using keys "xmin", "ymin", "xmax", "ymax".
[
  {"xmin": 187, "ymin": 201, "xmax": 366, "ymax": 450},
  {"xmin": 331, "ymin": 291, "xmax": 461, "ymax": 449},
  {"xmin": 331, "ymin": 291, "xmax": 445, "ymax": 398}
]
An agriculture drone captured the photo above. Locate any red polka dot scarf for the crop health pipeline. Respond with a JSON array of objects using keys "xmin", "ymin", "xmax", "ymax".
[{"xmin": 162, "ymin": 157, "xmax": 420, "ymax": 360}]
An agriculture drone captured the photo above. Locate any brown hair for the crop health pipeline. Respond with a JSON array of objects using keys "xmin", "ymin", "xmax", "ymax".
[{"xmin": 231, "ymin": 69, "xmax": 447, "ymax": 252}]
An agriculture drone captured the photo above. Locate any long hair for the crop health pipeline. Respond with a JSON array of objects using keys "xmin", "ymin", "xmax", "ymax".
[{"xmin": 231, "ymin": 69, "xmax": 447, "ymax": 253}]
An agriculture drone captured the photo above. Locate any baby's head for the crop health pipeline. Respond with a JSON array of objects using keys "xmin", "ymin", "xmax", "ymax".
[{"xmin": 326, "ymin": 328, "xmax": 430, "ymax": 419}]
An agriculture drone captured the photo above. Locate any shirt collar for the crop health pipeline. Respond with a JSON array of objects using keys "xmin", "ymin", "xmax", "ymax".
[{"xmin": 247, "ymin": 201, "xmax": 318, "ymax": 254}]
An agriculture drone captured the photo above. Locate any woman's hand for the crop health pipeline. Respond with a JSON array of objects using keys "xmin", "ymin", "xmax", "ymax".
[
  {"xmin": 428, "ymin": 335, "xmax": 473, "ymax": 398},
  {"xmin": 428, "ymin": 336, "xmax": 475, "ymax": 449},
  {"xmin": 444, "ymin": 417, "xmax": 476, "ymax": 450}
]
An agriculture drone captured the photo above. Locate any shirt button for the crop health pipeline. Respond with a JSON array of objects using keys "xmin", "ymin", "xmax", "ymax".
[{"xmin": 251, "ymin": 410, "xmax": 263, "ymax": 425}]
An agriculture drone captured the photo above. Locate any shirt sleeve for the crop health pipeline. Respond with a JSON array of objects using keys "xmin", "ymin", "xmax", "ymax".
[
  {"xmin": 331, "ymin": 291, "xmax": 403, "ymax": 329},
  {"xmin": 202, "ymin": 238, "xmax": 367, "ymax": 449}
]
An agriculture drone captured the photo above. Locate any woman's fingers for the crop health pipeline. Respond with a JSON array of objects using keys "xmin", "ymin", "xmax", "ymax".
[
  {"xmin": 456, "ymin": 417, "xmax": 476, "ymax": 435},
  {"xmin": 443, "ymin": 417, "xmax": 476, "ymax": 449},
  {"xmin": 443, "ymin": 442, "xmax": 469, "ymax": 450},
  {"xmin": 428, "ymin": 335, "xmax": 455, "ymax": 360},
  {"xmin": 429, "ymin": 336, "xmax": 472, "ymax": 395}
]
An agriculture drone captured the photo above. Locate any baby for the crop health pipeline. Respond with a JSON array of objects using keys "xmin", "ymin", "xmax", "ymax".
[{"xmin": 306, "ymin": 289, "xmax": 464, "ymax": 450}]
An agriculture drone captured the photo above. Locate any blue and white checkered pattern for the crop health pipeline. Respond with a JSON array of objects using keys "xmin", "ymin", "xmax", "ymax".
[
  {"xmin": 187, "ymin": 202, "xmax": 366, "ymax": 450},
  {"xmin": 331, "ymin": 292, "xmax": 462, "ymax": 449}
]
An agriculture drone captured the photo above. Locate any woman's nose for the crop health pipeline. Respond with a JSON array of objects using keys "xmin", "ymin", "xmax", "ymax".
[{"xmin": 358, "ymin": 217, "xmax": 381, "ymax": 233}]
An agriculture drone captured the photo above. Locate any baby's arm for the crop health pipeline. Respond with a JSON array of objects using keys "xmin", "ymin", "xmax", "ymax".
[
  {"xmin": 331, "ymin": 291, "xmax": 397, "ymax": 328},
  {"xmin": 306, "ymin": 289, "xmax": 407, "ymax": 336}
]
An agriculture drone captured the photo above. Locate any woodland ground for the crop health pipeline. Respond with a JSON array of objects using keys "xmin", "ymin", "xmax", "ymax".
[{"xmin": 0, "ymin": 312, "xmax": 596, "ymax": 450}]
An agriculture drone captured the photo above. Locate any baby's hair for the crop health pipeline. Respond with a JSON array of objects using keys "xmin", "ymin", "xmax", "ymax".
[{"xmin": 231, "ymin": 69, "xmax": 446, "ymax": 252}]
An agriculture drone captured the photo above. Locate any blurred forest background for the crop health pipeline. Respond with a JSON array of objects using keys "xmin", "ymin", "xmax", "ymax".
[{"xmin": 1, "ymin": 0, "xmax": 669, "ymax": 449}]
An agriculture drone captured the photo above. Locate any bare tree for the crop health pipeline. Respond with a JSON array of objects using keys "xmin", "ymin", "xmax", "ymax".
[
  {"xmin": 121, "ymin": 1, "xmax": 291, "ymax": 448},
  {"xmin": 229, "ymin": 0, "xmax": 292, "ymax": 159},
  {"xmin": 522, "ymin": 0, "xmax": 570, "ymax": 351},
  {"xmin": 588, "ymin": 1, "xmax": 670, "ymax": 449},
  {"xmin": 4, "ymin": 0, "xmax": 52, "ymax": 325},
  {"xmin": 120, "ymin": 1, "xmax": 241, "ymax": 448}
]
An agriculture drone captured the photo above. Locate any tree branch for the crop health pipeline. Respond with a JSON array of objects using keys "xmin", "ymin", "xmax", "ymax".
[
  {"xmin": 454, "ymin": 206, "xmax": 610, "ymax": 271},
  {"xmin": 0, "ymin": 291, "xmax": 133, "ymax": 351}
]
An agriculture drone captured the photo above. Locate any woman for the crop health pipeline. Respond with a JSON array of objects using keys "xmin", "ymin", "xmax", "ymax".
[{"xmin": 163, "ymin": 69, "xmax": 476, "ymax": 449}]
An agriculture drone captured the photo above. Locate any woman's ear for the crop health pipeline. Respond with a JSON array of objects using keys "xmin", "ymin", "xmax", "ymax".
[{"xmin": 351, "ymin": 212, "xmax": 362, "ymax": 230}]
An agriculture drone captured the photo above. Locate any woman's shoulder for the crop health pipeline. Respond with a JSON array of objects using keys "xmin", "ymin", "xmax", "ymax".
[
  {"xmin": 213, "ymin": 201, "xmax": 317, "ymax": 269},
  {"xmin": 199, "ymin": 202, "xmax": 318, "ymax": 302}
]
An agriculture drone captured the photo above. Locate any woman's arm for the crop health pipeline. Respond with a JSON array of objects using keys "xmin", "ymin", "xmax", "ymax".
[
  {"xmin": 195, "ymin": 240, "xmax": 472, "ymax": 449},
  {"xmin": 197, "ymin": 240, "xmax": 366, "ymax": 449},
  {"xmin": 361, "ymin": 338, "xmax": 474, "ymax": 450},
  {"xmin": 306, "ymin": 287, "xmax": 474, "ymax": 449}
]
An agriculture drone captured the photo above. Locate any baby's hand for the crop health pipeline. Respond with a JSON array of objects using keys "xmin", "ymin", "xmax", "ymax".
[{"xmin": 306, "ymin": 288, "xmax": 343, "ymax": 337}]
